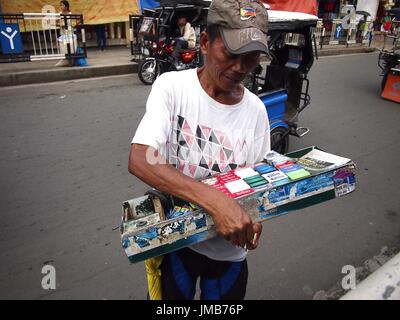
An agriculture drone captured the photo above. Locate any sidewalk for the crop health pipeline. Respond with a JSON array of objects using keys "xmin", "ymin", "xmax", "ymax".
[
  {"xmin": 0, "ymin": 46, "xmax": 136, "ymax": 87},
  {"xmin": 0, "ymin": 39, "xmax": 382, "ymax": 87}
]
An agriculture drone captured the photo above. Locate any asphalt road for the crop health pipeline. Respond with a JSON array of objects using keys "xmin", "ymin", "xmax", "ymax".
[{"xmin": 0, "ymin": 52, "xmax": 399, "ymax": 300}]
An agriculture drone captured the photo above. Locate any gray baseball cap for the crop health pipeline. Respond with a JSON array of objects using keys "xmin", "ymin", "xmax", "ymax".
[{"xmin": 207, "ymin": 0, "xmax": 269, "ymax": 54}]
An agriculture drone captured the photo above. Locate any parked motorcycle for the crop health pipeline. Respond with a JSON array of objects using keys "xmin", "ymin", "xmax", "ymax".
[
  {"xmin": 378, "ymin": 49, "xmax": 400, "ymax": 90},
  {"xmin": 378, "ymin": 8, "xmax": 400, "ymax": 103},
  {"xmin": 138, "ymin": 40, "xmax": 202, "ymax": 85}
]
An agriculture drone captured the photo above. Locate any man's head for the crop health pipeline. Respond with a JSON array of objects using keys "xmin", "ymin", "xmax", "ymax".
[
  {"xmin": 60, "ymin": 0, "xmax": 70, "ymax": 12},
  {"xmin": 200, "ymin": 0, "xmax": 268, "ymax": 92},
  {"xmin": 177, "ymin": 16, "xmax": 188, "ymax": 27}
]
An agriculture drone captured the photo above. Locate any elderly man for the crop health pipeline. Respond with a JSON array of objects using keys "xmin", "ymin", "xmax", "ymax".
[{"xmin": 129, "ymin": 0, "xmax": 270, "ymax": 300}]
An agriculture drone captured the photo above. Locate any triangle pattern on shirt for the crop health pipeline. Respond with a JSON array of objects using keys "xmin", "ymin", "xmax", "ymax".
[
  {"xmin": 169, "ymin": 115, "xmax": 250, "ymax": 178},
  {"xmin": 183, "ymin": 120, "xmax": 193, "ymax": 136},
  {"xmin": 196, "ymin": 125, "xmax": 206, "ymax": 141},
  {"xmin": 200, "ymin": 125, "xmax": 212, "ymax": 140},
  {"xmin": 177, "ymin": 115, "xmax": 185, "ymax": 130},
  {"xmin": 182, "ymin": 132, "xmax": 194, "ymax": 148},
  {"xmin": 209, "ymin": 131, "xmax": 220, "ymax": 145}
]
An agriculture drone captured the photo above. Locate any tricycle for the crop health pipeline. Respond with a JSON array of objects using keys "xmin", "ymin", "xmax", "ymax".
[
  {"xmin": 246, "ymin": 10, "xmax": 318, "ymax": 154},
  {"xmin": 131, "ymin": 0, "xmax": 209, "ymax": 84},
  {"xmin": 131, "ymin": 1, "xmax": 318, "ymax": 154},
  {"xmin": 378, "ymin": 8, "xmax": 400, "ymax": 103}
]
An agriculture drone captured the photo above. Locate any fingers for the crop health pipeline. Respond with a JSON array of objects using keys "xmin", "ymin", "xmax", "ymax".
[
  {"xmin": 235, "ymin": 217, "xmax": 253, "ymax": 248},
  {"xmin": 228, "ymin": 231, "xmax": 245, "ymax": 248},
  {"xmin": 253, "ymin": 222, "xmax": 263, "ymax": 235},
  {"xmin": 229, "ymin": 233, "xmax": 240, "ymax": 247},
  {"xmin": 238, "ymin": 227, "xmax": 248, "ymax": 248},
  {"xmin": 227, "ymin": 225, "xmax": 251, "ymax": 248},
  {"xmin": 246, "ymin": 223, "xmax": 263, "ymax": 250},
  {"xmin": 246, "ymin": 222, "xmax": 256, "ymax": 245}
]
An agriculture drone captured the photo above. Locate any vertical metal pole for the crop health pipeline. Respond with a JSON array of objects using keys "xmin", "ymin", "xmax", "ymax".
[
  {"xmin": 124, "ymin": 21, "xmax": 130, "ymax": 47},
  {"xmin": 48, "ymin": 16, "xmax": 55, "ymax": 55},
  {"xmin": 117, "ymin": 22, "xmax": 121, "ymax": 39},
  {"xmin": 64, "ymin": 14, "xmax": 72, "ymax": 66},
  {"xmin": 320, "ymin": 27, "xmax": 324, "ymax": 49},
  {"xmin": 81, "ymin": 28, "xmax": 87, "ymax": 57},
  {"xmin": 35, "ymin": 19, "xmax": 43, "ymax": 56},
  {"xmin": 29, "ymin": 19, "xmax": 37, "ymax": 56},
  {"xmin": 313, "ymin": 34, "xmax": 319, "ymax": 60},
  {"xmin": 156, "ymin": 18, "xmax": 159, "ymax": 44},
  {"xmin": 23, "ymin": 15, "xmax": 27, "ymax": 33},
  {"xmin": 54, "ymin": 18, "xmax": 59, "ymax": 54},
  {"xmin": 71, "ymin": 17, "xmax": 76, "ymax": 54},
  {"xmin": 80, "ymin": 15, "xmax": 87, "ymax": 58},
  {"xmin": 129, "ymin": 15, "xmax": 134, "ymax": 56},
  {"xmin": 110, "ymin": 22, "xmax": 115, "ymax": 40},
  {"xmin": 43, "ymin": 16, "xmax": 49, "ymax": 55}
]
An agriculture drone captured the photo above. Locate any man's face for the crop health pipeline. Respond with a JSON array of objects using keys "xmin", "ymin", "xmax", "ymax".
[
  {"xmin": 178, "ymin": 17, "xmax": 187, "ymax": 27},
  {"xmin": 202, "ymin": 32, "xmax": 261, "ymax": 92}
]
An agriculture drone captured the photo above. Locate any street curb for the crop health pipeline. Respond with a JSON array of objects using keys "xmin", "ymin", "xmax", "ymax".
[
  {"xmin": 0, "ymin": 63, "xmax": 138, "ymax": 87},
  {"xmin": 318, "ymin": 47, "xmax": 377, "ymax": 57},
  {"xmin": 340, "ymin": 251, "xmax": 400, "ymax": 300}
]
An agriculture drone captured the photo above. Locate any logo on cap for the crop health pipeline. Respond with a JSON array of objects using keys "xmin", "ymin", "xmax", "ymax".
[
  {"xmin": 239, "ymin": 28, "xmax": 262, "ymax": 44},
  {"xmin": 240, "ymin": 7, "xmax": 256, "ymax": 21}
]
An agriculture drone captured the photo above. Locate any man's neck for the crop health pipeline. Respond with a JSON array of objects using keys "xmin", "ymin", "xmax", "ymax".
[{"xmin": 197, "ymin": 67, "xmax": 244, "ymax": 106}]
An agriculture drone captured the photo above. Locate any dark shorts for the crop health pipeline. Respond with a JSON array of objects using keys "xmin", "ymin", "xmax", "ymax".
[{"xmin": 160, "ymin": 247, "xmax": 248, "ymax": 300}]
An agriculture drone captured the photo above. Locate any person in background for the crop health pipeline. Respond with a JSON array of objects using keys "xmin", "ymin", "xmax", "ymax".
[
  {"xmin": 382, "ymin": 12, "xmax": 392, "ymax": 33},
  {"xmin": 95, "ymin": 24, "xmax": 107, "ymax": 51},
  {"xmin": 60, "ymin": 0, "xmax": 71, "ymax": 15},
  {"xmin": 356, "ymin": 16, "xmax": 365, "ymax": 42},
  {"xmin": 55, "ymin": 0, "xmax": 72, "ymax": 67},
  {"xmin": 172, "ymin": 15, "xmax": 196, "ymax": 67}
]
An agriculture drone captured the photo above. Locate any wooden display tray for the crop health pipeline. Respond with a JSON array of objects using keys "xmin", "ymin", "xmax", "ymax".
[{"xmin": 121, "ymin": 146, "xmax": 356, "ymax": 263}]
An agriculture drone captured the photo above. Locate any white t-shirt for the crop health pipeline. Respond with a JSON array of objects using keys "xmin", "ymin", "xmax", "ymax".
[{"xmin": 132, "ymin": 68, "xmax": 270, "ymax": 262}]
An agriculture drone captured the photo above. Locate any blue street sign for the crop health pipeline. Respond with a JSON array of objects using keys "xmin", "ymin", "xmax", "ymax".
[
  {"xmin": 335, "ymin": 24, "xmax": 343, "ymax": 40},
  {"xmin": 0, "ymin": 23, "xmax": 23, "ymax": 54}
]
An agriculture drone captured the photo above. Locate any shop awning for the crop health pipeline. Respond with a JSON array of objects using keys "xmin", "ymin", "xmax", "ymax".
[
  {"xmin": 262, "ymin": 0, "xmax": 318, "ymax": 16},
  {"xmin": 0, "ymin": 0, "xmax": 140, "ymax": 25}
]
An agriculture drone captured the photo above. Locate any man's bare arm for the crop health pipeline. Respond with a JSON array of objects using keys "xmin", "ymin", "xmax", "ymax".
[{"xmin": 128, "ymin": 143, "xmax": 260, "ymax": 249}]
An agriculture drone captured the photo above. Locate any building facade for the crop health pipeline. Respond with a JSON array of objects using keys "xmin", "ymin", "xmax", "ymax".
[{"xmin": 318, "ymin": 0, "xmax": 395, "ymax": 21}]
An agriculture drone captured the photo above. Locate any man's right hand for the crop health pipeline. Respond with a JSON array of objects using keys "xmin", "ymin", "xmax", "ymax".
[{"xmin": 210, "ymin": 195, "xmax": 255, "ymax": 248}]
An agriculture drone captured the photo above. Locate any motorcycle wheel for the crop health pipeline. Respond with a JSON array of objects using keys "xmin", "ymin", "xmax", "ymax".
[
  {"xmin": 270, "ymin": 127, "xmax": 290, "ymax": 154},
  {"xmin": 138, "ymin": 59, "xmax": 160, "ymax": 85}
]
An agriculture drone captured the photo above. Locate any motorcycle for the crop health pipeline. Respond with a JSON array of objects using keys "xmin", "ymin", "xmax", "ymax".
[
  {"xmin": 138, "ymin": 39, "xmax": 202, "ymax": 85},
  {"xmin": 378, "ymin": 8, "xmax": 400, "ymax": 103},
  {"xmin": 378, "ymin": 49, "xmax": 400, "ymax": 89}
]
